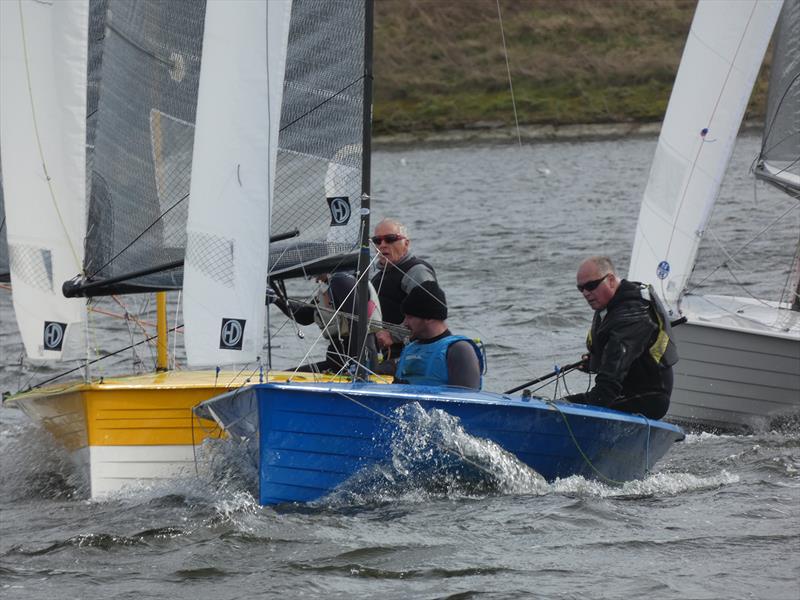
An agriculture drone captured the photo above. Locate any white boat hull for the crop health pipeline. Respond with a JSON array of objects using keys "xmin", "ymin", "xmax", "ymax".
[
  {"xmin": 88, "ymin": 445, "xmax": 206, "ymax": 497},
  {"xmin": 668, "ymin": 295, "xmax": 800, "ymax": 430},
  {"xmin": 8, "ymin": 370, "xmax": 354, "ymax": 498}
]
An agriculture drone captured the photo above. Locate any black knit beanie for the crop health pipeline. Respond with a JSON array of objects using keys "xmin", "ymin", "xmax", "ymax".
[{"xmin": 402, "ymin": 281, "xmax": 447, "ymax": 320}]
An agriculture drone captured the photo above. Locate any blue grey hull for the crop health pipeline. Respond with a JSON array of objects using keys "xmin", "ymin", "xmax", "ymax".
[{"xmin": 197, "ymin": 382, "xmax": 684, "ymax": 505}]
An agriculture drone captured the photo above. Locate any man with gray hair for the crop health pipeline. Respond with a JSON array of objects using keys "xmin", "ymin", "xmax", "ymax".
[
  {"xmin": 370, "ymin": 218, "xmax": 437, "ymax": 373},
  {"xmin": 564, "ymin": 255, "xmax": 678, "ymax": 419}
]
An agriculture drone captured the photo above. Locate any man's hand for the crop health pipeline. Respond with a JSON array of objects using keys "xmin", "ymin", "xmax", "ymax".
[
  {"xmin": 577, "ymin": 353, "xmax": 590, "ymax": 373},
  {"xmin": 375, "ymin": 330, "xmax": 394, "ymax": 350}
]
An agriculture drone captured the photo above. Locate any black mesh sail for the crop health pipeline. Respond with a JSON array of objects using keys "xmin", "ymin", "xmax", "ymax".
[
  {"xmin": 79, "ymin": 0, "xmax": 205, "ymax": 295},
  {"xmin": 269, "ymin": 0, "xmax": 366, "ymax": 279}
]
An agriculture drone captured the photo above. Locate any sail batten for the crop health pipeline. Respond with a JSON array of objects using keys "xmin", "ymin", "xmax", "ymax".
[
  {"xmin": 0, "ymin": 0, "xmax": 89, "ymax": 359},
  {"xmin": 628, "ymin": 0, "xmax": 783, "ymax": 310}
]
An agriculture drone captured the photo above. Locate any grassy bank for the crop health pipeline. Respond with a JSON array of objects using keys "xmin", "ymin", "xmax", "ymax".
[{"xmin": 372, "ymin": 0, "xmax": 771, "ymax": 135}]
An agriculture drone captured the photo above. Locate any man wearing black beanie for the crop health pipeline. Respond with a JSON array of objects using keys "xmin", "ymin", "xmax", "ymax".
[{"xmin": 394, "ymin": 281, "xmax": 483, "ymax": 390}]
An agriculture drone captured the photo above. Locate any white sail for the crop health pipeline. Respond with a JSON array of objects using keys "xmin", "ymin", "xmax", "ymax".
[
  {"xmin": 183, "ymin": 0, "xmax": 292, "ymax": 367},
  {"xmin": 628, "ymin": 0, "xmax": 783, "ymax": 312},
  {"xmin": 0, "ymin": 0, "xmax": 88, "ymax": 360}
]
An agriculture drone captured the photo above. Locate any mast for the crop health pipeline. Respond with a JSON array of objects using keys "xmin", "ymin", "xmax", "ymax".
[
  {"xmin": 156, "ymin": 291, "xmax": 168, "ymax": 371},
  {"xmin": 353, "ymin": 0, "xmax": 374, "ymax": 380}
]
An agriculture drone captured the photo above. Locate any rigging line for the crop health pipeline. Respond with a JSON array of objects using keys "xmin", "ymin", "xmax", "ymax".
[
  {"xmin": 758, "ymin": 71, "xmax": 800, "ymax": 156},
  {"xmin": 778, "ymin": 241, "xmax": 800, "ymax": 306},
  {"xmin": 766, "ymin": 153, "xmax": 800, "ymax": 180},
  {"xmin": 172, "ymin": 290, "xmax": 181, "ymax": 370},
  {"xmin": 85, "ymin": 193, "xmax": 187, "ymax": 280},
  {"xmin": 106, "ymin": 20, "xmax": 173, "ymax": 68},
  {"xmin": 224, "ymin": 361, "xmax": 260, "ymax": 389},
  {"xmin": 285, "ymin": 299, "xmax": 409, "ymax": 337},
  {"xmin": 369, "ymin": 239, "xmax": 446, "ymax": 311},
  {"xmin": 496, "ymin": 0, "xmax": 522, "ymax": 149},
  {"xmin": 279, "ymin": 76, "xmax": 365, "ymax": 134},
  {"xmin": 663, "ymin": 2, "xmax": 760, "ymax": 264},
  {"xmin": 544, "ymin": 400, "xmax": 626, "ymax": 486},
  {"xmin": 17, "ymin": 0, "xmax": 83, "ymax": 273},
  {"xmin": 352, "ymin": 225, "xmax": 383, "ymax": 369},
  {"xmin": 686, "ymin": 201, "xmax": 799, "ymax": 293},
  {"xmin": 724, "ymin": 262, "xmax": 784, "ymax": 309},
  {"xmin": 289, "ymin": 251, "xmax": 383, "ymax": 377},
  {"xmin": 22, "ymin": 323, "xmax": 184, "ymax": 391}
]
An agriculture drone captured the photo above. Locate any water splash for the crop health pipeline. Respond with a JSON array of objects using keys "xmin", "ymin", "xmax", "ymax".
[
  {"xmin": 0, "ymin": 412, "xmax": 87, "ymax": 501},
  {"xmin": 320, "ymin": 402, "xmax": 548, "ymax": 507},
  {"xmin": 550, "ymin": 470, "xmax": 739, "ymax": 498}
]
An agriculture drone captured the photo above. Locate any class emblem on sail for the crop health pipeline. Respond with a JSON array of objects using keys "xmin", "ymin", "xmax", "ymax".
[{"xmin": 0, "ymin": 0, "xmax": 90, "ymax": 361}]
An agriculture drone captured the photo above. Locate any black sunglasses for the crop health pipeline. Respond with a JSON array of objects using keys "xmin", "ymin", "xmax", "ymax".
[
  {"xmin": 371, "ymin": 234, "xmax": 406, "ymax": 245},
  {"xmin": 577, "ymin": 273, "xmax": 609, "ymax": 293}
]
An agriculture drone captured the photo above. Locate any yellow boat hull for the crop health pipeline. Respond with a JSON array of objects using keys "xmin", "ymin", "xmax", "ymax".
[{"xmin": 7, "ymin": 370, "xmax": 354, "ymax": 497}]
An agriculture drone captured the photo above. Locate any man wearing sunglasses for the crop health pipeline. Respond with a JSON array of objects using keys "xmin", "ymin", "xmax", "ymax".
[
  {"xmin": 370, "ymin": 218, "xmax": 437, "ymax": 373},
  {"xmin": 563, "ymin": 256, "xmax": 678, "ymax": 419}
]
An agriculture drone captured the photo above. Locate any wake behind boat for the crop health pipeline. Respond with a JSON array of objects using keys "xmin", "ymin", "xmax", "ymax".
[{"xmin": 195, "ymin": 382, "xmax": 685, "ymax": 505}]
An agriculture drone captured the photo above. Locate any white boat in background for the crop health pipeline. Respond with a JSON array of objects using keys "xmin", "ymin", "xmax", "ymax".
[{"xmin": 629, "ymin": 0, "xmax": 800, "ymax": 431}]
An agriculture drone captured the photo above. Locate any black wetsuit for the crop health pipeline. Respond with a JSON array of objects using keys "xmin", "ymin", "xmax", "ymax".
[
  {"xmin": 564, "ymin": 279, "xmax": 678, "ymax": 419},
  {"xmin": 371, "ymin": 254, "xmax": 436, "ymax": 363}
]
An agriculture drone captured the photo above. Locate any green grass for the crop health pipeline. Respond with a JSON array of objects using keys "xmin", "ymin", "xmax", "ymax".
[{"xmin": 371, "ymin": 0, "xmax": 771, "ymax": 135}]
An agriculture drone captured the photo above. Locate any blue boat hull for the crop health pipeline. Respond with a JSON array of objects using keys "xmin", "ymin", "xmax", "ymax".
[{"xmin": 197, "ymin": 382, "xmax": 684, "ymax": 505}]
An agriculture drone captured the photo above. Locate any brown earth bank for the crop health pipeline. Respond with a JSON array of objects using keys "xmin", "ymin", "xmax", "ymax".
[{"xmin": 372, "ymin": 0, "xmax": 773, "ymax": 137}]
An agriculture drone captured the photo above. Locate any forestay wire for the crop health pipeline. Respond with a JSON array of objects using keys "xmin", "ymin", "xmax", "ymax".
[{"xmin": 496, "ymin": 0, "xmax": 522, "ymax": 148}]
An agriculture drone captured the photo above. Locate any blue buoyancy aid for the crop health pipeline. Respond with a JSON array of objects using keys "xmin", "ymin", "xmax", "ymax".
[{"xmin": 395, "ymin": 334, "xmax": 484, "ymax": 388}]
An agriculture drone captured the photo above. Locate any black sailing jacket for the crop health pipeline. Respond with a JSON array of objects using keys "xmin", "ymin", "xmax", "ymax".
[{"xmin": 565, "ymin": 279, "xmax": 678, "ymax": 418}]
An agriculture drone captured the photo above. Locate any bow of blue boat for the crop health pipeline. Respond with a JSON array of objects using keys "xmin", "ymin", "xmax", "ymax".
[{"xmin": 196, "ymin": 381, "xmax": 685, "ymax": 505}]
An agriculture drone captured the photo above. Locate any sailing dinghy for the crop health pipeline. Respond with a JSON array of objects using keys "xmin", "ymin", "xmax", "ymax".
[
  {"xmin": 195, "ymin": 0, "xmax": 685, "ymax": 506},
  {"xmin": 629, "ymin": 0, "xmax": 800, "ymax": 431},
  {"xmin": 1, "ymin": 0, "xmax": 357, "ymax": 498}
]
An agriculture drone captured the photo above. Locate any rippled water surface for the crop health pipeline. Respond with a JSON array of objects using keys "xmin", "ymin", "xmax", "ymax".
[{"xmin": 1, "ymin": 135, "xmax": 798, "ymax": 599}]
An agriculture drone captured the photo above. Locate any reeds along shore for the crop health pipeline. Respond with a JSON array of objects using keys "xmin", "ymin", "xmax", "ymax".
[{"xmin": 372, "ymin": 0, "xmax": 772, "ymax": 136}]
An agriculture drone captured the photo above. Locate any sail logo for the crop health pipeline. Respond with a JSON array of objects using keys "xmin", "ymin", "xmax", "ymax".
[
  {"xmin": 43, "ymin": 321, "xmax": 67, "ymax": 352},
  {"xmin": 327, "ymin": 197, "xmax": 351, "ymax": 225},
  {"xmin": 219, "ymin": 318, "xmax": 246, "ymax": 350},
  {"xmin": 656, "ymin": 261, "xmax": 671, "ymax": 280}
]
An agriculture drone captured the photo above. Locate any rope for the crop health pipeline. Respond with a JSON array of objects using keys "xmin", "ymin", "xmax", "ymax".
[
  {"xmin": 22, "ymin": 323, "xmax": 183, "ymax": 391},
  {"xmin": 279, "ymin": 76, "xmax": 365, "ymax": 134},
  {"xmin": 759, "ymin": 71, "xmax": 800, "ymax": 164},
  {"xmin": 289, "ymin": 251, "xmax": 384, "ymax": 377},
  {"xmin": 544, "ymin": 400, "xmax": 626, "ymax": 486},
  {"xmin": 686, "ymin": 201, "xmax": 799, "ymax": 295},
  {"xmin": 495, "ymin": 0, "xmax": 522, "ymax": 148},
  {"xmin": 84, "ymin": 194, "xmax": 187, "ymax": 280},
  {"xmin": 328, "ymin": 387, "xmax": 655, "ymax": 488}
]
